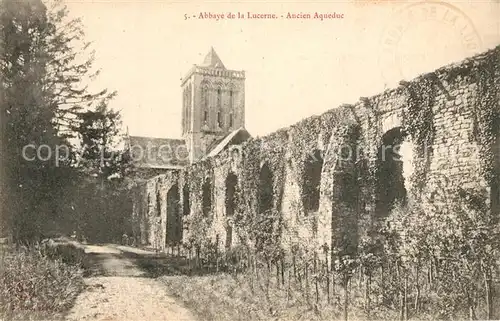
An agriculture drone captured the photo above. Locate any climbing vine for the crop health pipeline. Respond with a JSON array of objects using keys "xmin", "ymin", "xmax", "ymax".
[
  {"xmin": 135, "ymin": 48, "xmax": 500, "ymax": 284},
  {"xmin": 404, "ymin": 75, "xmax": 437, "ymax": 194},
  {"xmin": 472, "ymin": 54, "xmax": 500, "ymax": 184},
  {"xmin": 181, "ymin": 157, "xmax": 215, "ymax": 251},
  {"xmin": 234, "ymin": 130, "xmax": 288, "ymax": 258},
  {"xmin": 328, "ymin": 122, "xmax": 363, "ymax": 256},
  {"xmin": 289, "ymin": 116, "xmax": 323, "ymax": 207}
]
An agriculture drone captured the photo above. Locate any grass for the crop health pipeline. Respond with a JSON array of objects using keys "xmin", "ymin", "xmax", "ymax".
[
  {"xmin": 128, "ymin": 249, "xmax": 403, "ymax": 320},
  {"xmin": 0, "ymin": 245, "xmax": 85, "ymax": 321},
  {"xmin": 160, "ymin": 269, "xmax": 500, "ymax": 321},
  {"xmin": 160, "ymin": 271, "xmax": 383, "ymax": 321},
  {"xmin": 119, "ymin": 246, "xmax": 500, "ymax": 321}
]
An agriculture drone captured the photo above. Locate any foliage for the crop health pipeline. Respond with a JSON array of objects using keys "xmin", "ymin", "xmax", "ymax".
[
  {"xmin": 163, "ymin": 176, "xmax": 500, "ymax": 320},
  {"xmin": 1, "ymin": 0, "xmax": 68, "ymax": 241},
  {"xmin": 381, "ymin": 176, "xmax": 500, "ymax": 320},
  {"xmin": 0, "ymin": 246, "xmax": 84, "ymax": 321},
  {"xmin": 161, "ymin": 273, "xmax": 345, "ymax": 321},
  {"xmin": 183, "ymin": 210, "xmax": 213, "ymax": 250},
  {"xmin": 70, "ymin": 101, "xmax": 134, "ymax": 242},
  {"xmin": 404, "ymin": 75, "xmax": 437, "ymax": 195},
  {"xmin": 472, "ymin": 54, "xmax": 500, "ymax": 184},
  {"xmin": 131, "ymin": 46, "xmax": 500, "ymax": 320},
  {"xmin": 0, "ymin": 0, "xmax": 131, "ymax": 242}
]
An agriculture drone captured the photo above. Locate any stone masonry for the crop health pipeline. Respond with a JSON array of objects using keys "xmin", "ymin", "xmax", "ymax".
[{"xmin": 131, "ymin": 46, "xmax": 500, "ymax": 254}]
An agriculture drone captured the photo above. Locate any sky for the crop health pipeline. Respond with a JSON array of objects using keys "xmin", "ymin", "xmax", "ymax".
[{"xmin": 63, "ymin": 0, "xmax": 500, "ymax": 139}]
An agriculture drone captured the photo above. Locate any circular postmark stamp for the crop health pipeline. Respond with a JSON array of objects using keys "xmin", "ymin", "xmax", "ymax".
[{"xmin": 379, "ymin": 1, "xmax": 483, "ymax": 83}]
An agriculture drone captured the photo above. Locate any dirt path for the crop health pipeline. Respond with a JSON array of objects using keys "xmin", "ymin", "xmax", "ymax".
[{"xmin": 65, "ymin": 244, "xmax": 197, "ymax": 321}]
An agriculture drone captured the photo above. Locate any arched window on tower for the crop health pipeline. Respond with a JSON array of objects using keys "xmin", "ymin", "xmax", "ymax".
[
  {"xmin": 229, "ymin": 113, "xmax": 233, "ymax": 128},
  {"xmin": 202, "ymin": 86, "xmax": 209, "ymax": 125},
  {"xmin": 229, "ymin": 90, "xmax": 233, "ymax": 109},
  {"xmin": 203, "ymin": 111, "xmax": 208, "ymax": 124},
  {"xmin": 217, "ymin": 88, "xmax": 222, "ymax": 108},
  {"xmin": 202, "ymin": 87, "xmax": 209, "ymax": 108},
  {"xmin": 217, "ymin": 111, "xmax": 223, "ymax": 128},
  {"xmin": 186, "ymin": 85, "xmax": 192, "ymax": 132},
  {"xmin": 182, "ymin": 88, "xmax": 185, "ymax": 133}
]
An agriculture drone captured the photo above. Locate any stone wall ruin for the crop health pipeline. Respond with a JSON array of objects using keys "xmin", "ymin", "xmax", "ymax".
[{"xmin": 131, "ymin": 46, "xmax": 500, "ymax": 256}]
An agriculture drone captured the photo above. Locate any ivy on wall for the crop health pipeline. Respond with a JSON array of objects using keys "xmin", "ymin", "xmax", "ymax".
[
  {"xmin": 329, "ymin": 122, "xmax": 363, "ymax": 259},
  {"xmin": 181, "ymin": 158, "xmax": 215, "ymax": 251},
  {"xmin": 235, "ymin": 130, "xmax": 288, "ymax": 254},
  {"xmin": 289, "ymin": 116, "xmax": 322, "ymax": 201},
  {"xmin": 472, "ymin": 54, "xmax": 500, "ymax": 184},
  {"xmin": 132, "ymin": 47, "xmax": 500, "ymax": 265},
  {"xmin": 289, "ymin": 111, "xmax": 345, "ymax": 217},
  {"xmin": 404, "ymin": 75, "xmax": 437, "ymax": 195}
]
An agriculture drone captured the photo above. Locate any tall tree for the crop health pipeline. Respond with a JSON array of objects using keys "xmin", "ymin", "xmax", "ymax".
[
  {"xmin": 0, "ymin": 0, "xmax": 126, "ymax": 242},
  {"xmin": 1, "ymin": 0, "xmax": 59, "ymax": 241},
  {"xmin": 71, "ymin": 101, "xmax": 135, "ymax": 242}
]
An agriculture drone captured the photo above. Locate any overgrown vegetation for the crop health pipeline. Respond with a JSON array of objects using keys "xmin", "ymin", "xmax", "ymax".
[
  {"xmin": 0, "ymin": 0, "xmax": 132, "ymax": 243},
  {"xmin": 0, "ymin": 0, "xmax": 130, "ymax": 317},
  {"xmin": 157, "ymin": 178, "xmax": 499, "ymax": 320},
  {"xmin": 403, "ymin": 74, "xmax": 437, "ymax": 195},
  {"xmin": 141, "ymin": 48, "xmax": 500, "ymax": 320},
  {"xmin": 472, "ymin": 53, "xmax": 500, "ymax": 184},
  {"xmin": 0, "ymin": 246, "xmax": 84, "ymax": 321}
]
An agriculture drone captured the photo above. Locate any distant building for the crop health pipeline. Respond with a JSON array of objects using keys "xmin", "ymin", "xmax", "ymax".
[{"xmin": 126, "ymin": 47, "xmax": 251, "ymax": 178}]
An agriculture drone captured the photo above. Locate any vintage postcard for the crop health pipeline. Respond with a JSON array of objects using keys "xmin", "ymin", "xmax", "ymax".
[{"xmin": 1, "ymin": 0, "xmax": 500, "ymax": 320}]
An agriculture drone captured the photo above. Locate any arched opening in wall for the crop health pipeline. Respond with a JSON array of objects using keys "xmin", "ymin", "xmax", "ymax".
[
  {"xmin": 375, "ymin": 127, "xmax": 407, "ymax": 219},
  {"xmin": 156, "ymin": 186, "xmax": 161, "ymax": 217},
  {"xmin": 143, "ymin": 192, "xmax": 151, "ymax": 245},
  {"xmin": 225, "ymin": 224, "xmax": 233, "ymax": 249},
  {"xmin": 166, "ymin": 184, "xmax": 181, "ymax": 245},
  {"xmin": 224, "ymin": 171, "xmax": 237, "ymax": 250},
  {"xmin": 302, "ymin": 149, "xmax": 324, "ymax": 214},
  {"xmin": 256, "ymin": 162, "xmax": 274, "ymax": 252},
  {"xmin": 183, "ymin": 184, "xmax": 190, "ymax": 216},
  {"xmin": 258, "ymin": 163, "xmax": 274, "ymax": 215},
  {"xmin": 225, "ymin": 172, "xmax": 238, "ymax": 217},
  {"xmin": 334, "ymin": 171, "xmax": 360, "ymax": 257},
  {"xmin": 202, "ymin": 179, "xmax": 212, "ymax": 217},
  {"xmin": 490, "ymin": 131, "xmax": 500, "ymax": 224}
]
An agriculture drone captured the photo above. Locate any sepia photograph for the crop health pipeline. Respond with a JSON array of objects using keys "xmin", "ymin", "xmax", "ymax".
[{"xmin": 1, "ymin": 0, "xmax": 500, "ymax": 320}]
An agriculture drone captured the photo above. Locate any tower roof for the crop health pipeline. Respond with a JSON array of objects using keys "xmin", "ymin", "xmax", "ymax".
[{"xmin": 200, "ymin": 47, "xmax": 226, "ymax": 69}]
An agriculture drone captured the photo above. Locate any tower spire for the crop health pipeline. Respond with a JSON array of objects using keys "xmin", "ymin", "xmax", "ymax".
[
  {"xmin": 182, "ymin": 47, "xmax": 245, "ymax": 163},
  {"xmin": 201, "ymin": 47, "xmax": 226, "ymax": 69}
]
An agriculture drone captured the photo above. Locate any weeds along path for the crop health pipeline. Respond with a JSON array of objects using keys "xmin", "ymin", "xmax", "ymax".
[{"xmin": 65, "ymin": 244, "xmax": 197, "ymax": 321}]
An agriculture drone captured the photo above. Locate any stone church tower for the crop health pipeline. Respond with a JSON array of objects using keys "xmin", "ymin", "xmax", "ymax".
[{"xmin": 181, "ymin": 47, "xmax": 246, "ymax": 163}]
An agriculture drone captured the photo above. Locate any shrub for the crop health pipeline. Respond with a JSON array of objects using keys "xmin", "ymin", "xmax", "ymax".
[
  {"xmin": 0, "ymin": 246, "xmax": 84, "ymax": 321},
  {"xmin": 40, "ymin": 237, "xmax": 86, "ymax": 266}
]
